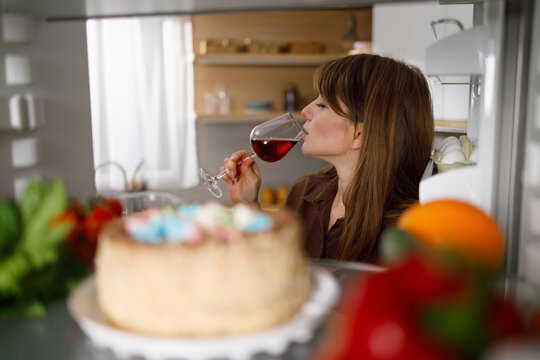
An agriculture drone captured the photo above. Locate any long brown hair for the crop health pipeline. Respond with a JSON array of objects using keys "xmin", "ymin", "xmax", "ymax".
[{"xmin": 313, "ymin": 54, "xmax": 434, "ymax": 261}]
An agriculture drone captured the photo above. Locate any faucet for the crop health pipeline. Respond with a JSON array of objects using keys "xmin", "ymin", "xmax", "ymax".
[
  {"xmin": 95, "ymin": 160, "xmax": 145, "ymax": 192},
  {"xmin": 95, "ymin": 161, "xmax": 128, "ymax": 192}
]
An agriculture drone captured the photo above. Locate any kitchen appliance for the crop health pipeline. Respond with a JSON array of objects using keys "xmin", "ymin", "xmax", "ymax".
[{"xmin": 418, "ymin": 0, "xmax": 537, "ymax": 287}]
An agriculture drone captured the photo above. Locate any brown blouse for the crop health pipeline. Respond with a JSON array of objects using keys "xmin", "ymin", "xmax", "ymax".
[{"xmin": 283, "ymin": 173, "xmax": 343, "ymax": 260}]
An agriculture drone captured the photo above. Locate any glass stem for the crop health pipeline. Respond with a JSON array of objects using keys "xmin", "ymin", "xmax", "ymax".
[{"xmin": 213, "ymin": 151, "xmax": 257, "ymax": 181}]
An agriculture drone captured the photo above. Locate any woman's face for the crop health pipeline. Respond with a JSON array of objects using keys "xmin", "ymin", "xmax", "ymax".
[{"xmin": 300, "ymin": 95, "xmax": 361, "ymax": 162}]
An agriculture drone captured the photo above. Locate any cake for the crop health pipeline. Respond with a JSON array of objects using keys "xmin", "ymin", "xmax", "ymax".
[{"xmin": 94, "ymin": 202, "xmax": 311, "ymax": 337}]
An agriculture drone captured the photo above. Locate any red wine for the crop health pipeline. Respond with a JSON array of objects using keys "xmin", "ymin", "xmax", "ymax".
[{"xmin": 251, "ymin": 138, "xmax": 299, "ymax": 162}]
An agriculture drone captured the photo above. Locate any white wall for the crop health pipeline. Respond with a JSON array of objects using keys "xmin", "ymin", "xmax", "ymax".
[
  {"xmin": 373, "ymin": 1, "xmax": 473, "ymax": 121},
  {"xmin": 0, "ymin": 19, "xmax": 95, "ymax": 199}
]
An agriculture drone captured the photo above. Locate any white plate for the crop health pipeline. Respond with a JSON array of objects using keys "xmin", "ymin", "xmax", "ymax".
[{"xmin": 68, "ymin": 267, "xmax": 340, "ymax": 360}]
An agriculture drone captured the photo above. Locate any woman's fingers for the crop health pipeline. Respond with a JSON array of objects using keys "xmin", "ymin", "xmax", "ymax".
[
  {"xmin": 221, "ymin": 155, "xmax": 237, "ymax": 183},
  {"xmin": 239, "ymin": 156, "xmax": 255, "ymax": 174},
  {"xmin": 247, "ymin": 158, "xmax": 260, "ymax": 178},
  {"xmin": 219, "ymin": 166, "xmax": 233, "ymax": 184},
  {"xmin": 224, "ymin": 150, "xmax": 251, "ymax": 183},
  {"xmin": 223, "ymin": 149, "xmax": 261, "ymax": 204}
]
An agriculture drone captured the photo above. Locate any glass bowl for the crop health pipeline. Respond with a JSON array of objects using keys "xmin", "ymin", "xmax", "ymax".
[{"xmin": 115, "ymin": 191, "xmax": 183, "ymax": 215}]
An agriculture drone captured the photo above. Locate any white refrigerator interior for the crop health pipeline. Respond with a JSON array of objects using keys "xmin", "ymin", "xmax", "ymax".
[
  {"xmin": 419, "ymin": 3, "xmax": 504, "ymax": 216},
  {"xmin": 1, "ymin": 0, "xmax": 538, "ymax": 285},
  {"xmin": 0, "ymin": 15, "xmax": 95, "ymax": 200}
]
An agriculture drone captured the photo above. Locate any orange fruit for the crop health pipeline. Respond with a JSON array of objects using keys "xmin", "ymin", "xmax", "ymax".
[
  {"xmin": 397, "ymin": 199, "xmax": 505, "ymax": 272},
  {"xmin": 276, "ymin": 184, "xmax": 289, "ymax": 204},
  {"xmin": 260, "ymin": 186, "xmax": 275, "ymax": 205}
]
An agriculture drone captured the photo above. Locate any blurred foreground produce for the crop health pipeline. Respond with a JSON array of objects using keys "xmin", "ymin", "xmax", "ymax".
[
  {"xmin": 314, "ymin": 199, "xmax": 539, "ymax": 360},
  {"xmin": 396, "ymin": 199, "xmax": 505, "ymax": 272},
  {"xmin": 61, "ymin": 196, "xmax": 122, "ymax": 266},
  {"xmin": 0, "ymin": 179, "xmax": 121, "ymax": 318},
  {"xmin": 0, "ymin": 179, "xmax": 86, "ymax": 317}
]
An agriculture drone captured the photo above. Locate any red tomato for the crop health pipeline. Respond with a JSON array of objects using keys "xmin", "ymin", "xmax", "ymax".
[
  {"xmin": 313, "ymin": 257, "xmax": 467, "ymax": 360},
  {"xmin": 487, "ymin": 296, "xmax": 525, "ymax": 340},
  {"xmin": 83, "ymin": 205, "xmax": 116, "ymax": 242},
  {"xmin": 103, "ymin": 197, "xmax": 123, "ymax": 216},
  {"xmin": 393, "ymin": 256, "xmax": 468, "ymax": 305},
  {"xmin": 327, "ymin": 306, "xmax": 454, "ymax": 360}
]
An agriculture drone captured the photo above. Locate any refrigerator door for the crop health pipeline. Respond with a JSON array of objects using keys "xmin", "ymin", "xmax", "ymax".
[
  {"xmin": 420, "ymin": 1, "xmax": 505, "ymax": 217},
  {"xmin": 420, "ymin": 0, "xmax": 537, "ymax": 284},
  {"xmin": 519, "ymin": 0, "xmax": 540, "ymax": 285}
]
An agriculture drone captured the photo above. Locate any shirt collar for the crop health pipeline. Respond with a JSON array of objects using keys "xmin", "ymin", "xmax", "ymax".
[{"xmin": 303, "ymin": 174, "xmax": 339, "ymax": 206}]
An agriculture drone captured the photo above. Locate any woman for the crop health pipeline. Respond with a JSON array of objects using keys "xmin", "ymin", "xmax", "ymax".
[{"xmin": 221, "ymin": 54, "xmax": 434, "ymax": 262}]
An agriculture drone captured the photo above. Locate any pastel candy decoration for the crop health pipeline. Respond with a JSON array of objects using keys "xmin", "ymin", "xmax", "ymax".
[
  {"xmin": 177, "ymin": 202, "xmax": 202, "ymax": 220},
  {"xmin": 125, "ymin": 202, "xmax": 274, "ymax": 244},
  {"xmin": 131, "ymin": 228, "xmax": 162, "ymax": 243},
  {"xmin": 124, "ymin": 208, "xmax": 161, "ymax": 231},
  {"xmin": 163, "ymin": 218, "xmax": 203, "ymax": 244},
  {"xmin": 130, "ymin": 216, "xmax": 165, "ymax": 243},
  {"xmin": 194, "ymin": 202, "xmax": 227, "ymax": 228},
  {"xmin": 243, "ymin": 213, "xmax": 273, "ymax": 232},
  {"xmin": 217, "ymin": 211, "xmax": 233, "ymax": 226},
  {"xmin": 125, "ymin": 208, "xmax": 164, "ymax": 243},
  {"xmin": 233, "ymin": 204, "xmax": 255, "ymax": 229},
  {"xmin": 183, "ymin": 225, "xmax": 204, "ymax": 244},
  {"xmin": 234, "ymin": 204, "xmax": 273, "ymax": 232},
  {"xmin": 162, "ymin": 217, "xmax": 189, "ymax": 242}
]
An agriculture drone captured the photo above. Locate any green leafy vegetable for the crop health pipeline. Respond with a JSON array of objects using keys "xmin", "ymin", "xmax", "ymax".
[
  {"xmin": 0, "ymin": 179, "xmax": 89, "ymax": 319},
  {"xmin": 0, "ymin": 254, "xmax": 29, "ymax": 295},
  {"xmin": 19, "ymin": 180, "xmax": 49, "ymax": 224},
  {"xmin": 0, "ymin": 200, "xmax": 21, "ymax": 257},
  {"xmin": 460, "ymin": 135, "xmax": 474, "ymax": 161}
]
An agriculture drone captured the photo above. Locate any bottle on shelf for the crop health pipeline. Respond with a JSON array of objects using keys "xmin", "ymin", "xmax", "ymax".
[
  {"xmin": 283, "ymin": 84, "xmax": 299, "ymax": 112},
  {"xmin": 341, "ymin": 13, "xmax": 358, "ymax": 52},
  {"xmin": 215, "ymin": 83, "xmax": 231, "ymax": 114}
]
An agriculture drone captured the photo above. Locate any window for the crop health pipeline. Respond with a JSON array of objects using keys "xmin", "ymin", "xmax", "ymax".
[{"xmin": 87, "ymin": 16, "xmax": 198, "ymax": 193}]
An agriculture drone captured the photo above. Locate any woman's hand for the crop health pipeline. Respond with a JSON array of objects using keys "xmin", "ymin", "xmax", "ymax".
[{"xmin": 221, "ymin": 150, "xmax": 261, "ymax": 204}]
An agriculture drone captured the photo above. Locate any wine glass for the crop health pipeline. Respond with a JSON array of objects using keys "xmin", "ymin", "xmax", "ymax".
[{"xmin": 199, "ymin": 112, "xmax": 305, "ymax": 198}]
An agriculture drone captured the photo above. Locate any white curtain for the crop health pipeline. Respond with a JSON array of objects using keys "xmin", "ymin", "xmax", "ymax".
[{"xmin": 86, "ymin": 16, "xmax": 198, "ymax": 193}]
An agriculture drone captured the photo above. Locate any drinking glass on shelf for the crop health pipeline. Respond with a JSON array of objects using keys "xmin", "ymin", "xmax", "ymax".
[{"xmin": 199, "ymin": 112, "xmax": 305, "ymax": 198}]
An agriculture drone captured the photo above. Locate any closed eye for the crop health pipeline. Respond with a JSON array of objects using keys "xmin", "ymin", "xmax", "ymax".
[{"xmin": 316, "ymin": 103, "xmax": 326, "ymax": 108}]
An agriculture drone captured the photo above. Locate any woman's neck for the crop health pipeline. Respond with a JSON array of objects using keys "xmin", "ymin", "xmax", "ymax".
[
  {"xmin": 333, "ymin": 156, "xmax": 356, "ymax": 203},
  {"xmin": 328, "ymin": 160, "xmax": 355, "ymax": 230}
]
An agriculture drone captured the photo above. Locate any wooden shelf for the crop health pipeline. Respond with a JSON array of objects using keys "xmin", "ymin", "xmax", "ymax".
[
  {"xmin": 195, "ymin": 53, "xmax": 347, "ymax": 66},
  {"xmin": 197, "ymin": 111, "xmax": 304, "ymax": 124},
  {"xmin": 434, "ymin": 119, "xmax": 467, "ymax": 134},
  {"xmin": 197, "ymin": 115, "xmax": 467, "ymax": 136}
]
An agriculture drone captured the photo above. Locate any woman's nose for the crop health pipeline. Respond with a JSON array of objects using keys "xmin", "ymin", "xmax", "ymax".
[{"xmin": 301, "ymin": 105, "xmax": 310, "ymax": 121}]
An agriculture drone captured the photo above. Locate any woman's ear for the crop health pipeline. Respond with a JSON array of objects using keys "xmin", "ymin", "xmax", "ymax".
[{"xmin": 352, "ymin": 123, "xmax": 363, "ymax": 150}]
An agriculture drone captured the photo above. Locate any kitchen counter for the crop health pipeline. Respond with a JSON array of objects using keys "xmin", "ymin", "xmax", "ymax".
[
  {"xmin": 0, "ymin": 261, "xmax": 383, "ymax": 360},
  {"xmin": 0, "ymin": 300, "xmax": 319, "ymax": 359}
]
